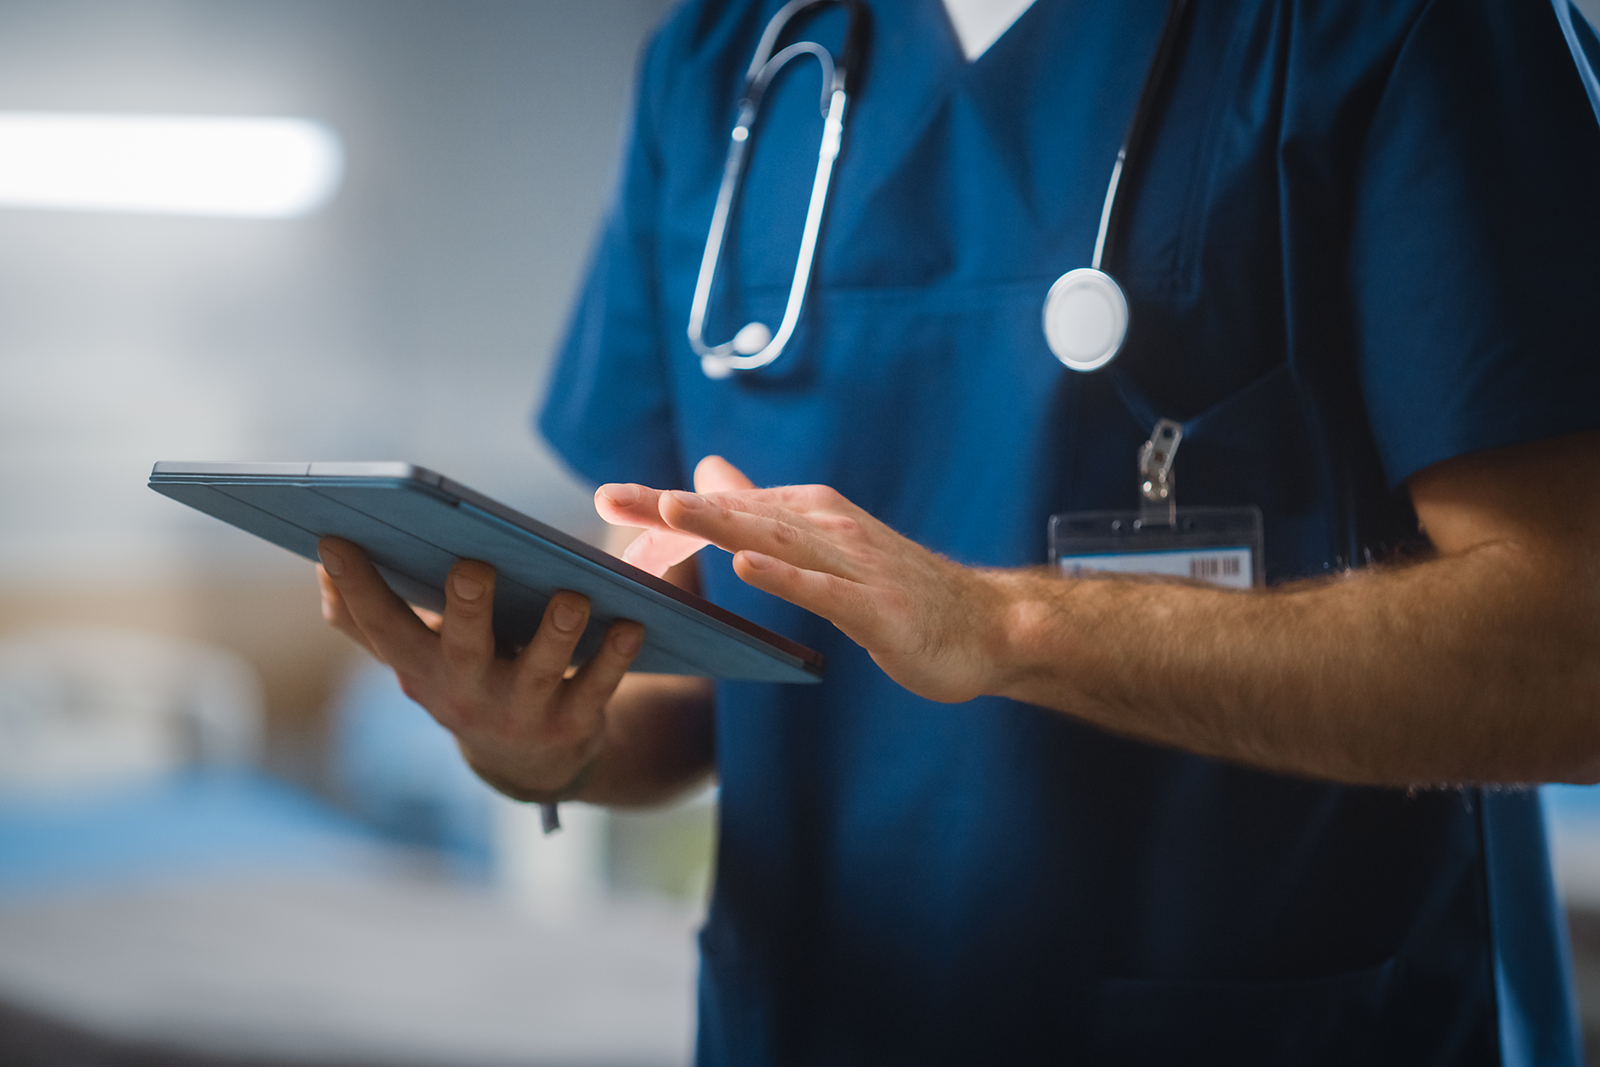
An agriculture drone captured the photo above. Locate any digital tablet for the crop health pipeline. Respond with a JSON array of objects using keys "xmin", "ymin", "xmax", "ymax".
[{"xmin": 148, "ymin": 462, "xmax": 823, "ymax": 684}]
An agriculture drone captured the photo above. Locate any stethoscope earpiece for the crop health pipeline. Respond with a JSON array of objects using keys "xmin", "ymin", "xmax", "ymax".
[
  {"xmin": 701, "ymin": 321, "xmax": 774, "ymax": 379},
  {"xmin": 1043, "ymin": 267, "xmax": 1129, "ymax": 373},
  {"xmin": 732, "ymin": 322, "xmax": 773, "ymax": 355}
]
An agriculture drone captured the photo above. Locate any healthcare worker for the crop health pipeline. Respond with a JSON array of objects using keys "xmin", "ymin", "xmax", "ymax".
[{"xmin": 318, "ymin": 0, "xmax": 1600, "ymax": 1062}]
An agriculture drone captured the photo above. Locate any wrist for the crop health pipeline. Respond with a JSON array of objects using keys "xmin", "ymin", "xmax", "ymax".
[
  {"xmin": 969, "ymin": 568, "xmax": 1039, "ymax": 699},
  {"xmin": 465, "ymin": 744, "xmax": 602, "ymax": 807},
  {"xmin": 980, "ymin": 566, "xmax": 1088, "ymax": 705}
]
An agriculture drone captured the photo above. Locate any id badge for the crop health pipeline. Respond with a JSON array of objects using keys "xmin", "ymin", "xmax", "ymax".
[
  {"xmin": 1049, "ymin": 418, "xmax": 1265, "ymax": 589},
  {"xmin": 1049, "ymin": 506, "xmax": 1264, "ymax": 589}
]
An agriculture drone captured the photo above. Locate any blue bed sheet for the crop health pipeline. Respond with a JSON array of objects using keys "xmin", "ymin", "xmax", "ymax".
[{"xmin": 0, "ymin": 770, "xmax": 392, "ymax": 898}]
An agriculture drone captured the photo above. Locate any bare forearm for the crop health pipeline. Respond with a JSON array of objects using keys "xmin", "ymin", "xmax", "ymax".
[
  {"xmin": 597, "ymin": 434, "xmax": 1600, "ymax": 792},
  {"xmin": 987, "ymin": 540, "xmax": 1600, "ymax": 786},
  {"xmin": 577, "ymin": 672, "xmax": 715, "ymax": 807}
]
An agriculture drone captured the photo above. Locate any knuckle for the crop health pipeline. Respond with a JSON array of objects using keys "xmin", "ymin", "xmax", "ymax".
[
  {"xmin": 393, "ymin": 670, "xmax": 428, "ymax": 704},
  {"xmin": 807, "ymin": 485, "xmax": 843, "ymax": 508},
  {"xmin": 847, "ymin": 550, "xmax": 876, "ymax": 574},
  {"xmin": 569, "ymin": 666, "xmax": 624, "ymax": 707},
  {"xmin": 438, "ymin": 690, "xmax": 481, "ymax": 727},
  {"xmin": 446, "ymin": 596, "xmax": 485, "ymax": 621},
  {"xmin": 522, "ymin": 660, "xmax": 569, "ymax": 692},
  {"xmin": 827, "ymin": 514, "xmax": 862, "ymax": 538},
  {"xmin": 439, "ymin": 637, "xmax": 482, "ymax": 670}
]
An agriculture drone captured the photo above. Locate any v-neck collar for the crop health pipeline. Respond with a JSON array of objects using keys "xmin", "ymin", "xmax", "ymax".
[
  {"xmin": 814, "ymin": 0, "xmax": 1176, "ymax": 286},
  {"xmin": 940, "ymin": 0, "xmax": 1039, "ymax": 61}
]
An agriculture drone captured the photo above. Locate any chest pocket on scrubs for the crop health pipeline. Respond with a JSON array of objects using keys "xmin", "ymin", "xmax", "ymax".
[{"xmin": 1110, "ymin": 0, "xmax": 1294, "ymax": 419}]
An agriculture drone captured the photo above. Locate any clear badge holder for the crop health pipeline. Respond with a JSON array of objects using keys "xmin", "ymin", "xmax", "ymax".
[{"xmin": 1049, "ymin": 419, "xmax": 1264, "ymax": 589}]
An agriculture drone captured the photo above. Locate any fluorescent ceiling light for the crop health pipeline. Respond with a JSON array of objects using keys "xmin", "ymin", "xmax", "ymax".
[{"xmin": 0, "ymin": 112, "xmax": 344, "ymax": 218}]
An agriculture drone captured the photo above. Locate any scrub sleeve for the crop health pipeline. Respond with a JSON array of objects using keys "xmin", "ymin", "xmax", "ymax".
[
  {"xmin": 540, "ymin": 21, "xmax": 685, "ymax": 494},
  {"xmin": 1351, "ymin": 0, "xmax": 1600, "ymax": 483},
  {"xmin": 1345, "ymin": 4, "xmax": 1600, "ymax": 1061}
]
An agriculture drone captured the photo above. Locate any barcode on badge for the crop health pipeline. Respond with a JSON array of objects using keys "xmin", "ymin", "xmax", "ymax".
[
  {"xmin": 1056, "ymin": 545, "xmax": 1255, "ymax": 589},
  {"xmin": 1189, "ymin": 556, "xmax": 1242, "ymax": 581}
]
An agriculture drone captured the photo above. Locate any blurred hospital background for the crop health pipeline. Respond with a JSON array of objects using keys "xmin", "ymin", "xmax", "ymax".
[
  {"xmin": 2, "ymin": 1, "xmax": 1600, "ymax": 1065},
  {"xmin": 0, "ymin": 2, "xmax": 716, "ymax": 1065}
]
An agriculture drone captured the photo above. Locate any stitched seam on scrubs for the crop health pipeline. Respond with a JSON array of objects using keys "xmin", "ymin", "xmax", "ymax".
[
  {"xmin": 1346, "ymin": 0, "xmax": 1499, "ymax": 493},
  {"xmin": 724, "ymin": 277, "xmax": 1064, "ymax": 302}
]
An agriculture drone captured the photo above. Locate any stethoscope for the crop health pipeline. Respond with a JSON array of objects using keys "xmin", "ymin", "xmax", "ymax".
[{"xmin": 690, "ymin": 0, "xmax": 1187, "ymax": 379}]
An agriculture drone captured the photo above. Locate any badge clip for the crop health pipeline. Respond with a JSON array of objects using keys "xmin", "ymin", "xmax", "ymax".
[
  {"xmin": 1048, "ymin": 417, "xmax": 1266, "ymax": 589},
  {"xmin": 1137, "ymin": 418, "xmax": 1183, "ymax": 527}
]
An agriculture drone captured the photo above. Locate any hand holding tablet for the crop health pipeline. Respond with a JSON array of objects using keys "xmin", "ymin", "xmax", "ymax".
[
  {"xmin": 314, "ymin": 533, "xmax": 644, "ymax": 806},
  {"xmin": 150, "ymin": 461, "xmax": 822, "ymax": 814},
  {"xmin": 148, "ymin": 461, "xmax": 824, "ymax": 682}
]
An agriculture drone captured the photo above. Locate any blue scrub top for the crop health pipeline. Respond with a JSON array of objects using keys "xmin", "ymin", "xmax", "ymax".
[{"xmin": 542, "ymin": 1, "xmax": 1600, "ymax": 1062}]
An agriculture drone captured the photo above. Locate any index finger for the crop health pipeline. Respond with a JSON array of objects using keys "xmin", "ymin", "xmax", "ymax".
[
  {"xmin": 596, "ymin": 463, "xmax": 785, "ymax": 530},
  {"xmin": 317, "ymin": 537, "xmax": 438, "ymax": 671},
  {"xmin": 319, "ymin": 564, "xmax": 379, "ymax": 658},
  {"xmin": 657, "ymin": 490, "xmax": 862, "ymax": 580},
  {"xmin": 595, "ymin": 482, "xmax": 672, "ymax": 530}
]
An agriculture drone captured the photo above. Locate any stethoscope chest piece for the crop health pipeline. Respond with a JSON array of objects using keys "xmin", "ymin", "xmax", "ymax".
[
  {"xmin": 1038, "ymin": 0, "xmax": 1188, "ymax": 375},
  {"xmin": 693, "ymin": 0, "xmax": 1184, "ymax": 380},
  {"xmin": 1043, "ymin": 267, "xmax": 1129, "ymax": 372}
]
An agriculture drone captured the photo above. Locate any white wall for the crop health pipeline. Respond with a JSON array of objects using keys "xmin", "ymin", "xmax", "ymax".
[{"xmin": 0, "ymin": 0, "xmax": 672, "ymax": 585}]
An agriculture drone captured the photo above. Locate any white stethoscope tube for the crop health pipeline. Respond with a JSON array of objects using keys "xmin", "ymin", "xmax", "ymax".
[
  {"xmin": 691, "ymin": 80, "xmax": 847, "ymax": 379},
  {"xmin": 1033, "ymin": 0, "xmax": 1191, "ymax": 374},
  {"xmin": 689, "ymin": 2, "xmax": 855, "ymax": 381},
  {"xmin": 692, "ymin": 0, "xmax": 1183, "ymax": 379}
]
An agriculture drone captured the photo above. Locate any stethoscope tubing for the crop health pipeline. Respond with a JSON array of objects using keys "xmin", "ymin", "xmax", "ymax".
[
  {"xmin": 1042, "ymin": 0, "xmax": 1187, "ymax": 372},
  {"xmin": 690, "ymin": 0, "xmax": 865, "ymax": 379},
  {"xmin": 692, "ymin": 0, "xmax": 1187, "ymax": 378}
]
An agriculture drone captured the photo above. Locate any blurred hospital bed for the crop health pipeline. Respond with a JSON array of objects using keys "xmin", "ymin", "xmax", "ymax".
[{"xmin": 0, "ymin": 626, "xmax": 699, "ymax": 1067}]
